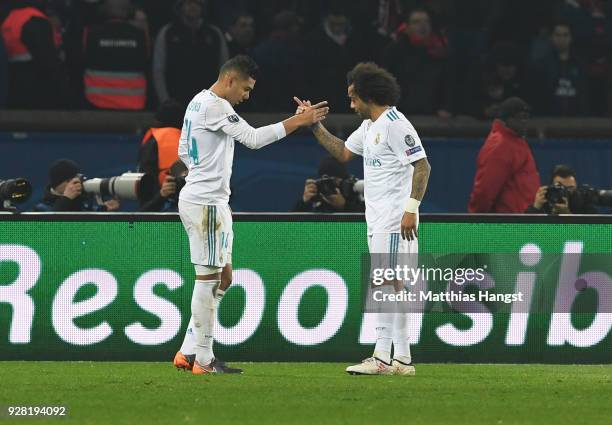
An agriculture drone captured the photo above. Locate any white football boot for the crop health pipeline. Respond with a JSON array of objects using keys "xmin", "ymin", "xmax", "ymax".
[
  {"xmin": 346, "ymin": 357, "xmax": 393, "ymax": 375},
  {"xmin": 391, "ymin": 359, "xmax": 416, "ymax": 376}
]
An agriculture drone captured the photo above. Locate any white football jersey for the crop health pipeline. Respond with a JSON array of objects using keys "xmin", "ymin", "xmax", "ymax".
[
  {"xmin": 178, "ymin": 89, "xmax": 285, "ymax": 205},
  {"xmin": 345, "ymin": 107, "xmax": 427, "ymax": 235}
]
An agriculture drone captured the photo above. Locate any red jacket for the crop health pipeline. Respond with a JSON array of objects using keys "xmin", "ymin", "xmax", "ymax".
[{"xmin": 468, "ymin": 120, "xmax": 540, "ymax": 213}]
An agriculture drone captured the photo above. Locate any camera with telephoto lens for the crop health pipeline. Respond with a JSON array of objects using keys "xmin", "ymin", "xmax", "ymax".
[
  {"xmin": 545, "ymin": 183, "xmax": 569, "ymax": 205},
  {"xmin": 82, "ymin": 172, "xmax": 156, "ymax": 204},
  {"xmin": 570, "ymin": 185, "xmax": 612, "ymax": 209},
  {"xmin": 0, "ymin": 178, "xmax": 32, "ymax": 210}
]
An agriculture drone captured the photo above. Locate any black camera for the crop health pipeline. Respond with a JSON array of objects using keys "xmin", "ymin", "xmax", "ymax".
[
  {"xmin": 316, "ymin": 175, "xmax": 339, "ymax": 197},
  {"xmin": 173, "ymin": 174, "xmax": 187, "ymax": 195},
  {"xmin": 0, "ymin": 178, "xmax": 32, "ymax": 207},
  {"xmin": 315, "ymin": 175, "xmax": 363, "ymax": 202},
  {"xmin": 545, "ymin": 183, "xmax": 568, "ymax": 205},
  {"xmin": 165, "ymin": 171, "xmax": 187, "ymax": 204}
]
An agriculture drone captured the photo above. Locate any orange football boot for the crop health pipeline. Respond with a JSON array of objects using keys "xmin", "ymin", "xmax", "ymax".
[
  {"xmin": 192, "ymin": 360, "xmax": 216, "ymax": 375},
  {"xmin": 173, "ymin": 352, "xmax": 195, "ymax": 371}
]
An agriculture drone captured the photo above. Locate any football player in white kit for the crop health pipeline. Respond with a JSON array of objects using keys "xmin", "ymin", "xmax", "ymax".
[
  {"xmin": 296, "ymin": 62, "xmax": 431, "ymax": 375},
  {"xmin": 175, "ymin": 55, "xmax": 329, "ymax": 375}
]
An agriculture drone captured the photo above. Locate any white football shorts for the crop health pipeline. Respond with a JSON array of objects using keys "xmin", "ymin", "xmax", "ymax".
[
  {"xmin": 368, "ymin": 232, "xmax": 418, "ymax": 278},
  {"xmin": 178, "ymin": 199, "xmax": 233, "ymax": 267}
]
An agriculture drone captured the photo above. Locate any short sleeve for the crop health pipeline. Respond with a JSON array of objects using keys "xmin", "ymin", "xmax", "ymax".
[
  {"xmin": 387, "ymin": 120, "xmax": 427, "ymax": 165},
  {"xmin": 345, "ymin": 122, "xmax": 365, "ymax": 156}
]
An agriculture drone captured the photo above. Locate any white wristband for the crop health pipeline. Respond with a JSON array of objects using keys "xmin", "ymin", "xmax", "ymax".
[{"xmin": 404, "ymin": 198, "xmax": 421, "ymax": 213}]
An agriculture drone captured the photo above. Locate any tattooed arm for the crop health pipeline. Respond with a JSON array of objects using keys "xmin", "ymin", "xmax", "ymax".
[
  {"xmin": 310, "ymin": 123, "xmax": 356, "ymax": 163},
  {"xmin": 293, "ymin": 97, "xmax": 356, "ymax": 163},
  {"xmin": 401, "ymin": 158, "xmax": 431, "ymax": 241},
  {"xmin": 409, "ymin": 158, "xmax": 431, "ymax": 201}
]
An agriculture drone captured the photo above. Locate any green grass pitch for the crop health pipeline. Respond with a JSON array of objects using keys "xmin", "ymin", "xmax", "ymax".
[{"xmin": 2, "ymin": 362, "xmax": 611, "ymax": 425}]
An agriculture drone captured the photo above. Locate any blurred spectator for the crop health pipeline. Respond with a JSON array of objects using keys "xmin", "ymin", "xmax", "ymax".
[
  {"xmin": 404, "ymin": 0, "xmax": 453, "ymax": 29},
  {"xmin": 82, "ymin": 0, "xmax": 149, "ymax": 110},
  {"xmin": 139, "ymin": 0, "xmax": 175, "ymax": 38},
  {"xmin": 556, "ymin": 0, "xmax": 612, "ymax": 116},
  {"xmin": 139, "ymin": 160, "xmax": 187, "ymax": 212},
  {"xmin": 341, "ymin": 0, "xmax": 392, "ymax": 63},
  {"xmin": 304, "ymin": 8, "xmax": 357, "ymax": 112},
  {"xmin": 294, "ymin": 157, "xmax": 365, "ymax": 213},
  {"xmin": 534, "ymin": 22, "xmax": 589, "ymax": 116},
  {"xmin": 209, "ymin": 0, "xmax": 249, "ymax": 33},
  {"xmin": 1, "ymin": 0, "xmax": 72, "ymax": 109},
  {"xmin": 138, "ymin": 99, "xmax": 184, "ymax": 205},
  {"xmin": 251, "ymin": 10, "xmax": 305, "ymax": 112},
  {"xmin": 383, "ymin": 8, "xmax": 453, "ymax": 117},
  {"xmin": 446, "ymin": 0, "xmax": 494, "ymax": 109},
  {"xmin": 526, "ymin": 164, "xmax": 599, "ymax": 215},
  {"xmin": 244, "ymin": 0, "xmax": 324, "ymax": 40},
  {"xmin": 34, "ymin": 159, "xmax": 120, "ymax": 212},
  {"xmin": 465, "ymin": 42, "xmax": 542, "ymax": 118},
  {"xmin": 487, "ymin": 0, "xmax": 559, "ymax": 49},
  {"xmin": 153, "ymin": 0, "xmax": 228, "ymax": 105},
  {"xmin": 225, "ymin": 13, "xmax": 255, "ymax": 57},
  {"xmin": 369, "ymin": 0, "xmax": 404, "ymax": 38},
  {"xmin": 555, "ymin": 0, "xmax": 611, "ymax": 50},
  {"xmin": 468, "ymin": 97, "xmax": 540, "ymax": 213},
  {"xmin": 2, "ymin": 0, "xmax": 609, "ymax": 117}
]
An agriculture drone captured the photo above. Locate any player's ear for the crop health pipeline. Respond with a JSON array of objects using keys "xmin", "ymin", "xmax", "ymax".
[{"xmin": 220, "ymin": 71, "xmax": 231, "ymax": 88}]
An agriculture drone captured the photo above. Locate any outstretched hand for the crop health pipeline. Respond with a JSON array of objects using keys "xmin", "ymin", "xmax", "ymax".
[
  {"xmin": 293, "ymin": 97, "xmax": 328, "ymax": 126},
  {"xmin": 294, "ymin": 97, "xmax": 312, "ymax": 115}
]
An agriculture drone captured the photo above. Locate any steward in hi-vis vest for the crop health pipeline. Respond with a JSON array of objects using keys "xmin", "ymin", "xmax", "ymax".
[
  {"xmin": 1, "ymin": 1, "xmax": 70, "ymax": 108},
  {"xmin": 82, "ymin": 0, "xmax": 149, "ymax": 110}
]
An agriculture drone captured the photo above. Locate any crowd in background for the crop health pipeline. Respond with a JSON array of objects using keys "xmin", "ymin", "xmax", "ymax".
[{"xmin": 1, "ymin": 0, "xmax": 612, "ymax": 117}]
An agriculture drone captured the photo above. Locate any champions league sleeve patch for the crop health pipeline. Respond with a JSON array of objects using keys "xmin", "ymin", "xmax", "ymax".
[
  {"xmin": 404, "ymin": 134, "xmax": 416, "ymax": 147},
  {"xmin": 406, "ymin": 146, "xmax": 423, "ymax": 156},
  {"xmin": 228, "ymin": 114, "xmax": 240, "ymax": 123}
]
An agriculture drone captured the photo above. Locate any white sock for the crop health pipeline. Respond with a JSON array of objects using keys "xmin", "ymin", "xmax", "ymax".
[
  {"xmin": 374, "ymin": 312, "xmax": 393, "ymax": 364},
  {"xmin": 392, "ymin": 311, "xmax": 412, "ymax": 364},
  {"xmin": 191, "ymin": 280, "xmax": 218, "ymax": 365},
  {"xmin": 179, "ymin": 317, "xmax": 196, "ymax": 356}
]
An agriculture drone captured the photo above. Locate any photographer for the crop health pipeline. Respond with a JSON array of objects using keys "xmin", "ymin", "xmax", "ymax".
[
  {"xmin": 34, "ymin": 159, "xmax": 120, "ymax": 212},
  {"xmin": 294, "ymin": 157, "xmax": 365, "ymax": 213},
  {"xmin": 139, "ymin": 160, "xmax": 187, "ymax": 212},
  {"xmin": 526, "ymin": 165, "xmax": 599, "ymax": 214}
]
